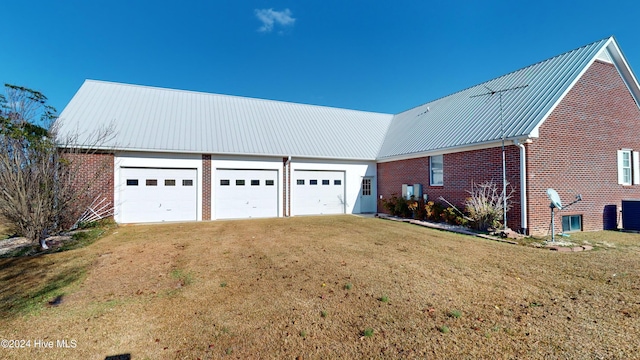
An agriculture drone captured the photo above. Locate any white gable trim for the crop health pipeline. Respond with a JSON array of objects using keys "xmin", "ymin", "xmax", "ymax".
[{"xmin": 607, "ymin": 39, "xmax": 640, "ymax": 108}]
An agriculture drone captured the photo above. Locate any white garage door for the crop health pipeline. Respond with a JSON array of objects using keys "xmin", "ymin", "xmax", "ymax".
[
  {"xmin": 293, "ymin": 170, "xmax": 345, "ymax": 215},
  {"xmin": 215, "ymin": 169, "xmax": 278, "ymax": 219},
  {"xmin": 119, "ymin": 168, "xmax": 197, "ymax": 223}
]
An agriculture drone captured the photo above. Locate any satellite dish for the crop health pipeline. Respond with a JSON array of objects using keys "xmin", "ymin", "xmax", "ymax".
[
  {"xmin": 546, "ymin": 188, "xmax": 583, "ymax": 242},
  {"xmin": 546, "ymin": 188, "xmax": 563, "ymax": 210}
]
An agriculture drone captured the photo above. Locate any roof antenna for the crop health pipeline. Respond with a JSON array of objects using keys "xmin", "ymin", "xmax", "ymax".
[{"xmin": 470, "ymin": 84, "xmax": 528, "ymax": 232}]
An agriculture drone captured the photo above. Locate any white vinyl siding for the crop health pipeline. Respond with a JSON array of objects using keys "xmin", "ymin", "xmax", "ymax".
[
  {"xmin": 618, "ymin": 150, "xmax": 639, "ymax": 185},
  {"xmin": 430, "ymin": 155, "xmax": 443, "ymax": 186}
]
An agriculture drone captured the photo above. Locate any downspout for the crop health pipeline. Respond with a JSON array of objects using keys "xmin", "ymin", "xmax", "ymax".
[
  {"xmin": 285, "ymin": 156, "xmax": 291, "ymax": 217},
  {"xmin": 514, "ymin": 140, "xmax": 528, "ymax": 234}
]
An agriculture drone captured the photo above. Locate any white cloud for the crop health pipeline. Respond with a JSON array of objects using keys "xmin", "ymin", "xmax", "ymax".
[{"xmin": 255, "ymin": 8, "xmax": 295, "ymax": 33}]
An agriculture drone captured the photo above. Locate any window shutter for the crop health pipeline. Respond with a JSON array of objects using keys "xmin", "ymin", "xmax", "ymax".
[
  {"xmin": 634, "ymin": 151, "xmax": 640, "ymax": 185},
  {"xmin": 617, "ymin": 150, "xmax": 625, "ymax": 185}
]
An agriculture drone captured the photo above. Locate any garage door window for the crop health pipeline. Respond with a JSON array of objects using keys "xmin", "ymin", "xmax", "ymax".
[
  {"xmin": 220, "ymin": 179, "xmax": 230, "ymax": 186},
  {"xmin": 310, "ymin": 180, "xmax": 318, "ymax": 185},
  {"xmin": 297, "ymin": 179, "xmax": 304, "ymax": 185},
  {"xmin": 183, "ymin": 179, "xmax": 193, "ymax": 186},
  {"xmin": 334, "ymin": 180, "xmax": 341, "ymax": 185},
  {"xmin": 165, "ymin": 179, "xmax": 176, "ymax": 186},
  {"xmin": 266, "ymin": 180, "xmax": 274, "ymax": 186},
  {"xmin": 146, "ymin": 179, "xmax": 157, "ymax": 186},
  {"xmin": 322, "ymin": 180, "xmax": 330, "ymax": 185},
  {"xmin": 127, "ymin": 179, "xmax": 139, "ymax": 186},
  {"xmin": 236, "ymin": 180, "xmax": 245, "ymax": 186},
  {"xmin": 251, "ymin": 180, "xmax": 260, "ymax": 186}
]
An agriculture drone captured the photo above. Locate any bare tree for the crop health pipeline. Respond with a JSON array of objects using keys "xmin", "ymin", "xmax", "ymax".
[{"xmin": 0, "ymin": 84, "xmax": 113, "ymax": 249}]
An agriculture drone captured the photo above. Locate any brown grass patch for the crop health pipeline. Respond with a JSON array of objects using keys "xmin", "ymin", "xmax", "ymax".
[{"xmin": 1, "ymin": 216, "xmax": 639, "ymax": 359}]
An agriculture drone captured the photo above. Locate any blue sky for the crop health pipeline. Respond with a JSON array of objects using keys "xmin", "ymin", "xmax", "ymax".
[{"xmin": 3, "ymin": 1, "xmax": 640, "ymax": 115}]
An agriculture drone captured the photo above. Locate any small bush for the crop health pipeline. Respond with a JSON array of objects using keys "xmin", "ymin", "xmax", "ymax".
[
  {"xmin": 380, "ymin": 194, "xmax": 412, "ymax": 218},
  {"xmin": 448, "ymin": 309, "xmax": 462, "ymax": 318},
  {"xmin": 379, "ymin": 295, "xmax": 389, "ymax": 303},
  {"xmin": 425, "ymin": 201, "xmax": 445, "ymax": 222},
  {"xmin": 344, "ymin": 283, "xmax": 352, "ymax": 290},
  {"xmin": 362, "ymin": 328, "xmax": 374, "ymax": 337}
]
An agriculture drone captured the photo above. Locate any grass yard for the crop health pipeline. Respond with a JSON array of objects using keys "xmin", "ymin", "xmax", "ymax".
[{"xmin": 1, "ymin": 216, "xmax": 639, "ymax": 359}]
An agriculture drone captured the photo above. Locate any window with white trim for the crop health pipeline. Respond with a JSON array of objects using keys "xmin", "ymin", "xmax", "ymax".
[
  {"xmin": 617, "ymin": 149, "xmax": 640, "ymax": 185},
  {"xmin": 430, "ymin": 155, "xmax": 443, "ymax": 186}
]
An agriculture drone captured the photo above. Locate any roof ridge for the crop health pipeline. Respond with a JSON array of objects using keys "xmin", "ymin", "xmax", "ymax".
[{"xmin": 394, "ymin": 36, "xmax": 612, "ymax": 115}]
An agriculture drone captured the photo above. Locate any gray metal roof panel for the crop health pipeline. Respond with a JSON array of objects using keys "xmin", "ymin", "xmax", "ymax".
[
  {"xmin": 377, "ymin": 37, "xmax": 610, "ymax": 159},
  {"xmin": 57, "ymin": 80, "xmax": 394, "ymax": 160},
  {"xmin": 58, "ymin": 37, "xmax": 628, "ymax": 162}
]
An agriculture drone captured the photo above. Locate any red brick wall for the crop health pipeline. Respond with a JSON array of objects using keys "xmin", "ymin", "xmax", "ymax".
[
  {"xmin": 66, "ymin": 152, "xmax": 114, "ymax": 225},
  {"xmin": 526, "ymin": 60, "xmax": 640, "ymax": 235},
  {"xmin": 202, "ymin": 155, "xmax": 212, "ymax": 220},
  {"xmin": 378, "ymin": 60, "xmax": 640, "ymax": 236},
  {"xmin": 377, "ymin": 146, "xmax": 523, "ymax": 231}
]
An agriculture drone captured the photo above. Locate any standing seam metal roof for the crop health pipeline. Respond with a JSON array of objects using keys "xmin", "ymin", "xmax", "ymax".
[
  {"xmin": 377, "ymin": 37, "xmax": 612, "ymax": 159},
  {"xmin": 57, "ymin": 37, "xmax": 633, "ymax": 162},
  {"xmin": 57, "ymin": 81, "xmax": 394, "ymax": 160}
]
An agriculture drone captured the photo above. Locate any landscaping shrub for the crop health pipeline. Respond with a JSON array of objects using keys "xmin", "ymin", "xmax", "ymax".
[{"xmin": 465, "ymin": 181, "xmax": 513, "ymax": 231}]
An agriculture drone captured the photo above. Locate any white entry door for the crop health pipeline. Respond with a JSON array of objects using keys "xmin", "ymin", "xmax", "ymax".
[
  {"xmin": 119, "ymin": 167, "xmax": 197, "ymax": 223},
  {"xmin": 293, "ymin": 170, "xmax": 345, "ymax": 215},
  {"xmin": 215, "ymin": 169, "xmax": 278, "ymax": 219}
]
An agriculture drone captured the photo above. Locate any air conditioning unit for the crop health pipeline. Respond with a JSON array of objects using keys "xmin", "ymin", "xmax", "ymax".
[{"xmin": 622, "ymin": 200, "xmax": 640, "ymax": 231}]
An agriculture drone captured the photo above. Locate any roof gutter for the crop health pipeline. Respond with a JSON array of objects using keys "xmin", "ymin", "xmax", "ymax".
[{"xmin": 514, "ymin": 139, "xmax": 529, "ymax": 234}]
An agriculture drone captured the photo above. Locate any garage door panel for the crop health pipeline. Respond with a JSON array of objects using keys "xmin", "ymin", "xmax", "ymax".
[
  {"xmin": 120, "ymin": 168, "xmax": 197, "ymax": 223},
  {"xmin": 293, "ymin": 170, "xmax": 345, "ymax": 215},
  {"xmin": 215, "ymin": 169, "xmax": 278, "ymax": 219}
]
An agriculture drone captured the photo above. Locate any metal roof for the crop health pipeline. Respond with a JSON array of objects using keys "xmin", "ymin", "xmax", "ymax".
[
  {"xmin": 57, "ymin": 37, "xmax": 638, "ymax": 162},
  {"xmin": 57, "ymin": 80, "xmax": 394, "ymax": 160},
  {"xmin": 377, "ymin": 37, "xmax": 615, "ymax": 160}
]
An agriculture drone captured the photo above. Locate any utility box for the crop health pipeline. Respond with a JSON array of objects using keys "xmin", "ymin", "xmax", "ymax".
[
  {"xmin": 402, "ymin": 184, "xmax": 414, "ymax": 200},
  {"xmin": 622, "ymin": 200, "xmax": 640, "ymax": 231},
  {"xmin": 402, "ymin": 184, "xmax": 422, "ymax": 200},
  {"xmin": 413, "ymin": 184, "xmax": 423, "ymax": 199}
]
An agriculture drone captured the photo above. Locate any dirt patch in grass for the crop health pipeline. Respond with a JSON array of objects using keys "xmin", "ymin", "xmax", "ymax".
[{"xmin": 1, "ymin": 216, "xmax": 639, "ymax": 359}]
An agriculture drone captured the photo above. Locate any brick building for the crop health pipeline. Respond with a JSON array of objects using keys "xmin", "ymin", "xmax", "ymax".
[
  {"xmin": 59, "ymin": 36, "xmax": 640, "ymax": 235},
  {"xmin": 377, "ymin": 37, "xmax": 640, "ymax": 235}
]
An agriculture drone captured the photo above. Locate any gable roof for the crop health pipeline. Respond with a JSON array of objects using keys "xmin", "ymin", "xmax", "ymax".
[
  {"xmin": 57, "ymin": 80, "xmax": 394, "ymax": 160},
  {"xmin": 377, "ymin": 37, "xmax": 638, "ymax": 160},
  {"xmin": 57, "ymin": 37, "xmax": 640, "ymax": 162}
]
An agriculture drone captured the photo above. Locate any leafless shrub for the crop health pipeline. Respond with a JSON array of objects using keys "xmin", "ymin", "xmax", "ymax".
[
  {"xmin": 0, "ymin": 84, "xmax": 114, "ymax": 249},
  {"xmin": 464, "ymin": 181, "xmax": 514, "ymax": 231}
]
